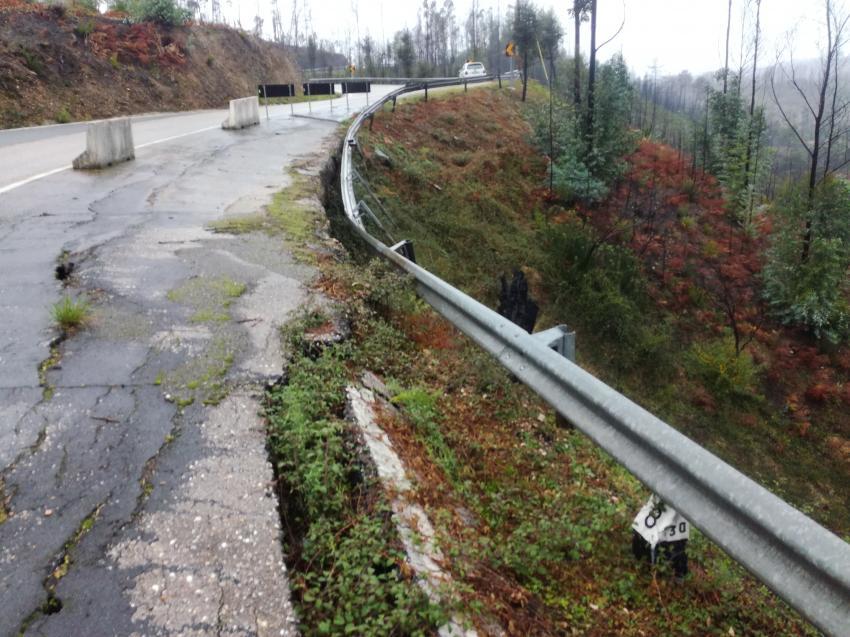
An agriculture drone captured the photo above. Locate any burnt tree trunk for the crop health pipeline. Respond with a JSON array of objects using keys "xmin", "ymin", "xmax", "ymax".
[{"xmin": 497, "ymin": 270, "xmax": 539, "ymax": 333}]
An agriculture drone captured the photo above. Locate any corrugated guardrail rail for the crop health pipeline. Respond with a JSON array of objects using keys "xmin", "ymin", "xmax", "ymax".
[{"xmin": 339, "ymin": 77, "xmax": 850, "ymax": 636}]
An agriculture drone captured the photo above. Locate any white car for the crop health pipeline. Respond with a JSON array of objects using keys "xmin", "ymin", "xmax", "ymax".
[{"xmin": 459, "ymin": 62, "xmax": 486, "ymax": 78}]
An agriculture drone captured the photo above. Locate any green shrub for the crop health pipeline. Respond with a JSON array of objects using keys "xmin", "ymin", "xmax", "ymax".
[
  {"xmin": 74, "ymin": 18, "xmax": 95, "ymax": 38},
  {"xmin": 128, "ymin": 0, "xmax": 191, "ymax": 25},
  {"xmin": 541, "ymin": 216, "xmax": 667, "ymax": 371},
  {"xmin": 267, "ymin": 319, "xmax": 444, "ymax": 635},
  {"xmin": 391, "ymin": 386, "xmax": 459, "ymax": 481},
  {"xmin": 450, "ymin": 151, "xmax": 472, "ymax": 167},
  {"xmin": 685, "ymin": 334, "xmax": 760, "ymax": 399},
  {"xmin": 764, "ymin": 237, "xmax": 850, "ymax": 343},
  {"xmin": 552, "ymin": 151, "xmax": 609, "ymax": 204},
  {"xmin": 762, "ymin": 178, "xmax": 850, "ymax": 343},
  {"xmin": 54, "ymin": 107, "xmax": 72, "ymax": 124},
  {"xmin": 18, "ymin": 47, "xmax": 44, "ymax": 75}
]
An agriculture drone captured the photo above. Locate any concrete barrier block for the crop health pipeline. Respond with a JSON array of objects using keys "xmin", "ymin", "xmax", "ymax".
[
  {"xmin": 72, "ymin": 118, "xmax": 135, "ymax": 170},
  {"xmin": 222, "ymin": 96, "xmax": 260, "ymax": 130}
]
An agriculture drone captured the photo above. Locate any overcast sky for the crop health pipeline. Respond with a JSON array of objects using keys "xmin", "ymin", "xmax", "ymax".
[{"xmin": 228, "ymin": 0, "xmax": 841, "ymax": 76}]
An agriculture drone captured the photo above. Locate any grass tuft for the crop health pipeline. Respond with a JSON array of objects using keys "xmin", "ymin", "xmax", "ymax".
[{"xmin": 51, "ymin": 296, "xmax": 91, "ymax": 331}]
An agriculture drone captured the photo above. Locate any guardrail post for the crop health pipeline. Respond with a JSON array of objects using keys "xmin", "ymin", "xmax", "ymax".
[
  {"xmin": 262, "ymin": 84, "xmax": 269, "ymax": 121},
  {"xmin": 532, "ymin": 325, "xmax": 576, "ymax": 429},
  {"xmin": 390, "ymin": 240, "xmax": 416, "ymax": 263},
  {"xmin": 368, "ymin": 113, "xmax": 375, "ymax": 131},
  {"xmin": 424, "ymin": 82, "xmax": 429, "ymax": 102},
  {"xmin": 392, "ymin": 96, "xmax": 397, "ymax": 112},
  {"xmin": 345, "ymin": 82, "xmax": 350, "ymax": 110},
  {"xmin": 532, "ymin": 325, "xmax": 576, "ymax": 363},
  {"xmin": 498, "ymin": 74, "xmax": 502, "ymax": 89},
  {"xmin": 464, "ymin": 80, "xmax": 468, "ymax": 92}
]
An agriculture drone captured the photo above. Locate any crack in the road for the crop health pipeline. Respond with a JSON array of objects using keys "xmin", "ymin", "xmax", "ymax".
[
  {"xmin": 144, "ymin": 135, "xmax": 252, "ymax": 210},
  {"xmin": 3, "ymin": 113, "xmax": 320, "ymax": 635},
  {"xmin": 124, "ymin": 411, "xmax": 182, "ymax": 530},
  {"xmin": 3, "ymin": 410, "xmax": 49, "ymax": 479},
  {"xmin": 37, "ymin": 336, "xmax": 64, "ymax": 402},
  {"xmin": 54, "ymin": 445, "xmax": 68, "ymax": 490},
  {"xmin": 16, "ymin": 498, "xmax": 109, "ymax": 635},
  {"xmin": 215, "ymin": 575, "xmax": 226, "ymax": 637}
]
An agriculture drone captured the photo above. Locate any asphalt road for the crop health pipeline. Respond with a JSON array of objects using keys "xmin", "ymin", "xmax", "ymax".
[{"xmin": 0, "ymin": 89, "xmax": 392, "ymax": 636}]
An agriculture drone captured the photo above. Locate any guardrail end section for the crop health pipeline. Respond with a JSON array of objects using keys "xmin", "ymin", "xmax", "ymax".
[
  {"xmin": 390, "ymin": 240, "xmax": 416, "ymax": 263},
  {"xmin": 532, "ymin": 325, "xmax": 576, "ymax": 363}
]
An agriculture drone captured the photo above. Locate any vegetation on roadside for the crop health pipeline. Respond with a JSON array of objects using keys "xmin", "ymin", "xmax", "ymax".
[
  {"xmin": 0, "ymin": 1, "xmax": 299, "ymax": 129},
  {"xmin": 0, "ymin": 479, "xmax": 9, "ymax": 525},
  {"xmin": 208, "ymin": 165, "xmax": 322, "ymax": 262},
  {"xmin": 51, "ymin": 295, "xmax": 91, "ymax": 331},
  {"xmin": 354, "ymin": 84, "xmax": 850, "ymax": 541},
  {"xmin": 159, "ymin": 276, "xmax": 245, "ymax": 408},
  {"xmin": 265, "ymin": 277, "xmax": 447, "ymax": 636},
  {"xmin": 110, "ymin": 0, "xmax": 191, "ymax": 26},
  {"xmin": 273, "ymin": 249, "xmax": 815, "ymax": 635}
]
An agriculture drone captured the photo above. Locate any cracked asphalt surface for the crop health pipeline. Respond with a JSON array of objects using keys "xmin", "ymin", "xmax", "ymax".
[{"xmin": 0, "ymin": 92, "xmax": 388, "ymax": 636}]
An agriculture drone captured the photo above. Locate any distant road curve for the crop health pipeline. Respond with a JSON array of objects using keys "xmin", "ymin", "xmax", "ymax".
[{"xmin": 0, "ymin": 86, "xmax": 401, "ymax": 196}]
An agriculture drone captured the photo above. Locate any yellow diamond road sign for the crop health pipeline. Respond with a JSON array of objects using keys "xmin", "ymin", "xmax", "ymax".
[{"xmin": 505, "ymin": 41, "xmax": 516, "ymax": 57}]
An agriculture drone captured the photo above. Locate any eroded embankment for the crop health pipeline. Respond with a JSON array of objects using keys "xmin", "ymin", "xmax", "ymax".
[{"xmin": 0, "ymin": 2, "xmax": 299, "ymax": 128}]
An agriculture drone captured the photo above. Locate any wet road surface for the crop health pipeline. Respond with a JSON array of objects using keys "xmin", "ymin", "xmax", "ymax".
[{"xmin": 0, "ymin": 91, "xmax": 389, "ymax": 636}]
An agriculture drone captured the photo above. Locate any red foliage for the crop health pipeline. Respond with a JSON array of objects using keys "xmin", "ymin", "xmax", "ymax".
[
  {"xmin": 87, "ymin": 22, "xmax": 186, "ymax": 67},
  {"xmin": 400, "ymin": 313, "xmax": 458, "ymax": 350},
  {"xmin": 567, "ymin": 139, "xmax": 850, "ymax": 437},
  {"xmin": 805, "ymin": 383, "xmax": 833, "ymax": 403},
  {"xmin": 0, "ymin": 0, "xmax": 40, "ymax": 13},
  {"xmin": 580, "ymin": 139, "xmax": 765, "ymax": 353},
  {"xmin": 691, "ymin": 386, "xmax": 716, "ymax": 413}
]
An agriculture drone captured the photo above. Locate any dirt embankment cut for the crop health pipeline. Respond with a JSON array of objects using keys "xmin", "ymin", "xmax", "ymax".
[{"xmin": 0, "ymin": 2, "xmax": 300, "ymax": 128}]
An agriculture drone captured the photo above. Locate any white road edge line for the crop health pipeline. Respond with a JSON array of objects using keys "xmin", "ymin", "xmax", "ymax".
[
  {"xmin": 135, "ymin": 124, "xmax": 220, "ymax": 149},
  {"xmin": 0, "ymin": 166, "xmax": 70, "ymax": 195},
  {"xmin": 0, "ymin": 123, "xmax": 223, "ymax": 195}
]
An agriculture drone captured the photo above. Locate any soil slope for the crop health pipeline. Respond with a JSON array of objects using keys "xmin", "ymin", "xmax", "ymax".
[
  {"xmin": 0, "ymin": 1, "xmax": 299, "ymax": 128},
  {"xmin": 355, "ymin": 87, "xmax": 850, "ymax": 538}
]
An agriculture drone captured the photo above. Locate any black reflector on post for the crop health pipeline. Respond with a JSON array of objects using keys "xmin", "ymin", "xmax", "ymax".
[
  {"xmin": 390, "ymin": 240, "xmax": 416, "ymax": 263},
  {"xmin": 258, "ymin": 84, "xmax": 295, "ymax": 98}
]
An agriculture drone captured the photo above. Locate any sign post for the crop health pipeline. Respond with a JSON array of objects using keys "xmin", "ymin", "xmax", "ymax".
[
  {"xmin": 505, "ymin": 41, "xmax": 516, "ymax": 89},
  {"xmin": 631, "ymin": 495, "xmax": 689, "ymax": 578}
]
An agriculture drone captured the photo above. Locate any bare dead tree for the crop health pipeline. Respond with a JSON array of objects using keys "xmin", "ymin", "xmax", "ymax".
[
  {"xmin": 569, "ymin": 0, "xmax": 589, "ymax": 107},
  {"xmin": 586, "ymin": 0, "xmax": 598, "ymax": 135},
  {"xmin": 770, "ymin": 0, "xmax": 850, "ymax": 261},
  {"xmin": 743, "ymin": 0, "xmax": 762, "ymax": 221},
  {"xmin": 723, "ymin": 0, "xmax": 733, "ymax": 94},
  {"xmin": 585, "ymin": 0, "xmax": 624, "ymax": 143}
]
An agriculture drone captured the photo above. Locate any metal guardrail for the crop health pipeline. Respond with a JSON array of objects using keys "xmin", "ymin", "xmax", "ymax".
[
  {"xmin": 310, "ymin": 74, "xmax": 506, "ymax": 86},
  {"xmin": 338, "ymin": 79, "xmax": 850, "ymax": 636}
]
